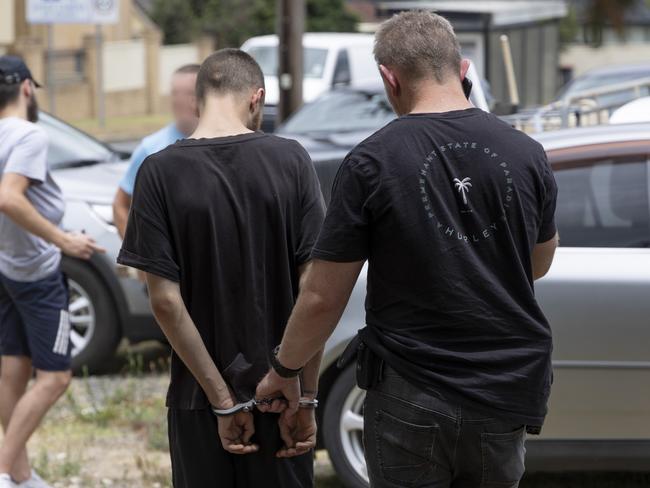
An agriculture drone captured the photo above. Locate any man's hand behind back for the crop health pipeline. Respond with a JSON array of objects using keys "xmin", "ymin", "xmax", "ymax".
[
  {"xmin": 217, "ymin": 411, "xmax": 259, "ymax": 455},
  {"xmin": 256, "ymin": 369, "xmax": 301, "ymax": 414},
  {"xmin": 277, "ymin": 407, "xmax": 317, "ymax": 458}
]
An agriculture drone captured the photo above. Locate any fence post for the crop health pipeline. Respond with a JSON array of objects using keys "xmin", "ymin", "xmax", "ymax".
[
  {"xmin": 143, "ymin": 29, "xmax": 162, "ymax": 115},
  {"xmin": 82, "ymin": 33, "xmax": 99, "ymax": 120}
]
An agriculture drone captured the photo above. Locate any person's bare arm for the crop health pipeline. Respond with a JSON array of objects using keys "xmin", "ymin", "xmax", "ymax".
[
  {"xmin": 113, "ymin": 187, "xmax": 131, "ymax": 239},
  {"xmin": 532, "ymin": 232, "xmax": 559, "ymax": 280},
  {"xmin": 145, "ymin": 273, "xmax": 233, "ymax": 408},
  {"xmin": 294, "ymin": 261, "xmax": 325, "ymax": 398},
  {"xmin": 0, "ymin": 172, "xmax": 105, "ymax": 259},
  {"xmin": 145, "ymin": 273, "xmax": 258, "ymax": 454}
]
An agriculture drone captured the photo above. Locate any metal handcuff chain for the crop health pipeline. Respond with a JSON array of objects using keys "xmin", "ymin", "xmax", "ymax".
[{"xmin": 212, "ymin": 397, "xmax": 319, "ymax": 417}]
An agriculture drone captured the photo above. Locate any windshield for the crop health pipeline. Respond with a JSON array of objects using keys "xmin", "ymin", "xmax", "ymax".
[
  {"xmin": 560, "ymin": 69, "xmax": 650, "ymax": 100},
  {"xmin": 279, "ymin": 89, "xmax": 395, "ymax": 135},
  {"xmin": 246, "ymin": 46, "xmax": 329, "ymax": 79},
  {"xmin": 38, "ymin": 112, "xmax": 115, "ymax": 170}
]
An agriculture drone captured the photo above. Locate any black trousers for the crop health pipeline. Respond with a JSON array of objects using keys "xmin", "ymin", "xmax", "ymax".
[
  {"xmin": 363, "ymin": 366, "xmax": 527, "ymax": 488},
  {"xmin": 168, "ymin": 408, "xmax": 314, "ymax": 488}
]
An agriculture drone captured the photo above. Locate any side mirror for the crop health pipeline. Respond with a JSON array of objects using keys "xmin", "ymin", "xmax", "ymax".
[{"xmin": 333, "ymin": 71, "xmax": 351, "ymax": 86}]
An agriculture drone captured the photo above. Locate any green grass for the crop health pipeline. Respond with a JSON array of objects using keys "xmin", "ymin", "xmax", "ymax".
[
  {"xmin": 64, "ymin": 363, "xmax": 170, "ymax": 452},
  {"xmin": 32, "ymin": 448, "xmax": 83, "ymax": 481},
  {"xmin": 23, "ymin": 354, "xmax": 172, "ymax": 487}
]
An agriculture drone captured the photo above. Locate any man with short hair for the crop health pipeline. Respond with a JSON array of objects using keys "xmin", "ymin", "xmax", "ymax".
[
  {"xmin": 257, "ymin": 11, "xmax": 559, "ymax": 487},
  {"xmin": 117, "ymin": 48, "xmax": 324, "ymax": 487},
  {"xmin": 0, "ymin": 56, "xmax": 104, "ymax": 488},
  {"xmin": 113, "ymin": 63, "xmax": 200, "ymax": 238}
]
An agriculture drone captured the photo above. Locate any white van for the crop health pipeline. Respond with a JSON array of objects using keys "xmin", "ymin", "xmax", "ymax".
[{"xmin": 241, "ymin": 33, "xmax": 379, "ymax": 106}]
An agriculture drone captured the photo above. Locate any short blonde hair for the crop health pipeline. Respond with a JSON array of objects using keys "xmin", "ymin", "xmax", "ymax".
[{"xmin": 374, "ymin": 10, "xmax": 461, "ymax": 83}]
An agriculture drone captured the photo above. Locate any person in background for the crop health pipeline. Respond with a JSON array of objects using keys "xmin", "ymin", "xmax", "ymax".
[
  {"xmin": 112, "ymin": 64, "xmax": 200, "ymax": 238},
  {"xmin": 0, "ymin": 56, "xmax": 104, "ymax": 488},
  {"xmin": 117, "ymin": 49, "xmax": 324, "ymax": 487},
  {"xmin": 257, "ymin": 11, "xmax": 559, "ymax": 488}
]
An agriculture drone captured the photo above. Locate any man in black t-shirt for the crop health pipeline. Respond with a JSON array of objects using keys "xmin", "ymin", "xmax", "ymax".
[
  {"xmin": 117, "ymin": 49, "xmax": 324, "ymax": 488},
  {"xmin": 257, "ymin": 11, "xmax": 559, "ymax": 488}
]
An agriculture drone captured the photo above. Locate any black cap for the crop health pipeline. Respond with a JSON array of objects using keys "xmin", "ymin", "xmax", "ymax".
[{"xmin": 0, "ymin": 56, "xmax": 42, "ymax": 88}]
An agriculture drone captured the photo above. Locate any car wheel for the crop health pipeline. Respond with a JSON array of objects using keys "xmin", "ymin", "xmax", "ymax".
[
  {"xmin": 61, "ymin": 258, "xmax": 121, "ymax": 374},
  {"xmin": 323, "ymin": 364, "xmax": 369, "ymax": 488}
]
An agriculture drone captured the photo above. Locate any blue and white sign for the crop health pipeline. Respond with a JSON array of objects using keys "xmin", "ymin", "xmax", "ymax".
[{"xmin": 27, "ymin": 0, "xmax": 120, "ymax": 24}]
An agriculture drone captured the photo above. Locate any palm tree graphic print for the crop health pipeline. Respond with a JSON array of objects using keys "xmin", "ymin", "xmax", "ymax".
[{"xmin": 453, "ymin": 177, "xmax": 473, "ymax": 205}]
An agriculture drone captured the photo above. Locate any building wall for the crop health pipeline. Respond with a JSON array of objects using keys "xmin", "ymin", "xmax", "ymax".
[
  {"xmin": 159, "ymin": 44, "xmax": 201, "ymax": 96},
  {"xmin": 488, "ymin": 21, "xmax": 561, "ymax": 107},
  {"xmin": 103, "ymin": 39, "xmax": 146, "ymax": 93},
  {"xmin": 3, "ymin": 0, "xmax": 203, "ymax": 121},
  {"xmin": 0, "ymin": 0, "xmax": 16, "ymax": 47},
  {"xmin": 13, "ymin": 0, "xmax": 138, "ymax": 50},
  {"xmin": 53, "ymin": 82, "xmax": 93, "ymax": 120},
  {"xmin": 561, "ymin": 43, "xmax": 650, "ymax": 77}
]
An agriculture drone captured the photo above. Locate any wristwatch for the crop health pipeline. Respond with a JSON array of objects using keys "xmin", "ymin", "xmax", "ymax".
[{"xmin": 270, "ymin": 345, "xmax": 303, "ymax": 378}]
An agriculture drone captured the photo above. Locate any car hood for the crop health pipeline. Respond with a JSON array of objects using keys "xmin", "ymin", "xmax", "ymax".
[{"xmin": 52, "ymin": 161, "xmax": 128, "ymax": 204}]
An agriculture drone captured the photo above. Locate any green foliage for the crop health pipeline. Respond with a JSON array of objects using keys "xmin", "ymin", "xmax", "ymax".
[
  {"xmin": 151, "ymin": 0, "xmax": 198, "ymax": 44},
  {"xmin": 574, "ymin": 0, "xmax": 638, "ymax": 47},
  {"xmin": 151, "ymin": 0, "xmax": 359, "ymax": 46},
  {"xmin": 307, "ymin": 0, "xmax": 359, "ymax": 33},
  {"xmin": 559, "ymin": 5, "xmax": 579, "ymax": 46}
]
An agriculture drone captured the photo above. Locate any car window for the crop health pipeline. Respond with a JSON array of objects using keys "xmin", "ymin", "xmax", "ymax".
[
  {"xmin": 246, "ymin": 46, "xmax": 328, "ymax": 79},
  {"xmin": 559, "ymin": 70, "xmax": 650, "ymax": 100},
  {"xmin": 554, "ymin": 157, "xmax": 650, "ymax": 248},
  {"xmin": 278, "ymin": 89, "xmax": 395, "ymax": 135},
  {"xmin": 332, "ymin": 50, "xmax": 351, "ymax": 86},
  {"xmin": 38, "ymin": 112, "xmax": 114, "ymax": 169}
]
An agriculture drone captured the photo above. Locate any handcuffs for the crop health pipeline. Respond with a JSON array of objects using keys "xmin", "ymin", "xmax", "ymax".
[{"xmin": 212, "ymin": 397, "xmax": 319, "ymax": 417}]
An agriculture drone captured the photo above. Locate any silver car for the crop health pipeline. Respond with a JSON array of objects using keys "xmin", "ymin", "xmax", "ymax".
[
  {"xmin": 44, "ymin": 112, "xmax": 650, "ymax": 483},
  {"xmin": 312, "ymin": 123, "xmax": 650, "ymax": 487},
  {"xmin": 40, "ymin": 113, "xmax": 161, "ymax": 373}
]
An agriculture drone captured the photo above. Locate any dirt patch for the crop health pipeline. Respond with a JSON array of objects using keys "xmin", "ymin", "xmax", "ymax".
[{"xmin": 11, "ymin": 373, "xmax": 340, "ymax": 488}]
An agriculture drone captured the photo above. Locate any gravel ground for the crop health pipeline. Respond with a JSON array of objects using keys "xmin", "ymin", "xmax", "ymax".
[{"xmin": 3, "ymin": 348, "xmax": 647, "ymax": 488}]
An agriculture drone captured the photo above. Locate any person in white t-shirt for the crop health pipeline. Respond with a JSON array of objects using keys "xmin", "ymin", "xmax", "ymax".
[{"xmin": 0, "ymin": 56, "xmax": 105, "ymax": 488}]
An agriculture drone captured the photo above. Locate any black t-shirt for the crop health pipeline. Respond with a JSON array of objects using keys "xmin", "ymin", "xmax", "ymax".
[
  {"xmin": 117, "ymin": 132, "xmax": 325, "ymax": 409},
  {"xmin": 312, "ymin": 108, "xmax": 558, "ymax": 426}
]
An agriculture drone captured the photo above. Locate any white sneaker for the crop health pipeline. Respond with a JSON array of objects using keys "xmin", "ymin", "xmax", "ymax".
[
  {"xmin": 17, "ymin": 471, "xmax": 51, "ymax": 488},
  {"xmin": 0, "ymin": 474, "xmax": 16, "ymax": 488}
]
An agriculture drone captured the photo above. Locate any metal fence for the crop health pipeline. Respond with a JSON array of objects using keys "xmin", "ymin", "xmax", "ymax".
[{"xmin": 503, "ymin": 77, "xmax": 650, "ymax": 133}]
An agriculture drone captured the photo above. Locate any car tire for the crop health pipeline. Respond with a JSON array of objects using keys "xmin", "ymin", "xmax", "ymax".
[
  {"xmin": 323, "ymin": 364, "xmax": 369, "ymax": 488},
  {"xmin": 61, "ymin": 257, "xmax": 121, "ymax": 374}
]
